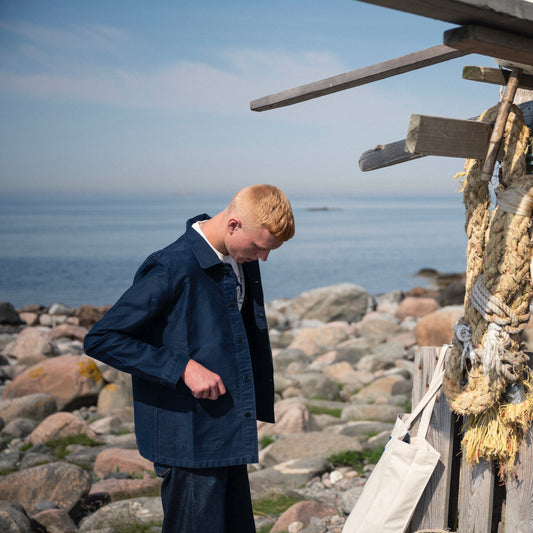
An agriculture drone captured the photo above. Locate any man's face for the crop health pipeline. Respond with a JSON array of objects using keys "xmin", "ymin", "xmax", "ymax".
[{"xmin": 225, "ymin": 224, "xmax": 282, "ymax": 263}]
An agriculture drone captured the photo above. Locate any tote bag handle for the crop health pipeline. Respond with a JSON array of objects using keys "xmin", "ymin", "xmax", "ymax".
[{"xmin": 403, "ymin": 344, "xmax": 450, "ymax": 439}]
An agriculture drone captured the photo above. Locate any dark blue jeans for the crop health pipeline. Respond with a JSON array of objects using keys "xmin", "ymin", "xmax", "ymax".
[{"xmin": 154, "ymin": 463, "xmax": 256, "ymax": 533}]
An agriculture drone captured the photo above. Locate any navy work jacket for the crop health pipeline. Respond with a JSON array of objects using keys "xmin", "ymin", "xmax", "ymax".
[{"xmin": 83, "ymin": 214, "xmax": 275, "ymax": 468}]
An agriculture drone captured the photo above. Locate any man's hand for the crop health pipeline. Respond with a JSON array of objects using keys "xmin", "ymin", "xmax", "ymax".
[{"xmin": 181, "ymin": 359, "xmax": 226, "ymax": 400}]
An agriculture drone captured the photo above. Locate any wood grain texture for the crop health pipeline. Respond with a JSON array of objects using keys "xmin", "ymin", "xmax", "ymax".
[
  {"xmin": 407, "ymin": 346, "xmax": 455, "ymax": 532},
  {"xmin": 444, "ymin": 25, "xmax": 533, "ymax": 68},
  {"xmin": 355, "ymin": 0, "xmax": 533, "ymax": 39},
  {"xmin": 250, "ymin": 45, "xmax": 466, "ymax": 111},
  {"xmin": 458, "ymin": 457, "xmax": 495, "ymax": 532},
  {"xmin": 406, "ymin": 115, "xmax": 493, "ymax": 159},
  {"xmin": 463, "ymin": 66, "xmax": 533, "ymax": 91}
]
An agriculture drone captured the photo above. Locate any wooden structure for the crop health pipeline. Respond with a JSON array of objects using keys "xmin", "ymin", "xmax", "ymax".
[{"xmin": 250, "ymin": 1, "xmax": 533, "ymax": 531}]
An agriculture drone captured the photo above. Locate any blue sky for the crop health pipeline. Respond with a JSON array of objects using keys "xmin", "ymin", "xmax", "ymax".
[{"xmin": 0, "ymin": 0, "xmax": 502, "ymax": 196}]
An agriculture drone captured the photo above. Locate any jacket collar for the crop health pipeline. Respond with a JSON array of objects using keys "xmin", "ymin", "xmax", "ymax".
[{"xmin": 185, "ymin": 214, "xmax": 223, "ymax": 269}]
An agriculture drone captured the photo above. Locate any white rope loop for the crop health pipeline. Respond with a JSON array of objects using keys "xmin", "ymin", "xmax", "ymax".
[
  {"xmin": 453, "ymin": 321, "xmax": 478, "ymax": 371},
  {"xmin": 471, "ymin": 278, "xmax": 530, "ymax": 382},
  {"xmin": 472, "ymin": 277, "xmax": 528, "ymax": 333}
]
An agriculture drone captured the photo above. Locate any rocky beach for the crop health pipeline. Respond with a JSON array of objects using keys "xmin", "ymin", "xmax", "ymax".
[{"xmin": 1, "ymin": 274, "xmax": 513, "ymax": 533}]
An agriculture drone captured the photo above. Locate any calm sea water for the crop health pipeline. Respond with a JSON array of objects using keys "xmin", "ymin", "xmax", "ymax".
[{"xmin": 0, "ymin": 192, "xmax": 468, "ymax": 308}]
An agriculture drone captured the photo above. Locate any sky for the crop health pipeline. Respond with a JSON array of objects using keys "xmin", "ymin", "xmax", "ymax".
[{"xmin": 0, "ymin": 0, "xmax": 504, "ymax": 197}]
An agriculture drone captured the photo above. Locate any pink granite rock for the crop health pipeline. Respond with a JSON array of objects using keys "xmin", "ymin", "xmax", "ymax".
[
  {"xmin": 414, "ymin": 305, "xmax": 463, "ymax": 347},
  {"xmin": 5, "ymin": 327, "xmax": 58, "ymax": 364},
  {"xmin": 0, "ymin": 461, "xmax": 91, "ymax": 514},
  {"xmin": 93, "ymin": 448, "xmax": 154, "ymax": 480},
  {"xmin": 27, "ymin": 411, "xmax": 100, "ymax": 446},
  {"xmin": 271, "ymin": 500, "xmax": 339, "ymax": 533},
  {"xmin": 2, "ymin": 354, "xmax": 104, "ymax": 410},
  {"xmin": 89, "ymin": 476, "xmax": 162, "ymax": 502},
  {"xmin": 394, "ymin": 296, "xmax": 440, "ymax": 321}
]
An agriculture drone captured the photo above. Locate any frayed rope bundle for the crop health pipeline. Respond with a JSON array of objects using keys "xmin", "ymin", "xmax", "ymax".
[{"xmin": 443, "ymin": 103, "xmax": 533, "ymax": 479}]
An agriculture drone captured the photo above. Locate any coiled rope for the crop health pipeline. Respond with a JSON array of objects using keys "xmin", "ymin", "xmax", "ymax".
[{"xmin": 443, "ymin": 102, "xmax": 533, "ymax": 479}]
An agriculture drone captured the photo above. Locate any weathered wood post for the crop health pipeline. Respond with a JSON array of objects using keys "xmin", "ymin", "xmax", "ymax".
[{"xmin": 407, "ymin": 346, "xmax": 456, "ymax": 532}]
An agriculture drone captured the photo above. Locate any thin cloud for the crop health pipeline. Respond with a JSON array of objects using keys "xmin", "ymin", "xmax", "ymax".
[
  {"xmin": 0, "ymin": 20, "xmax": 131, "ymax": 73},
  {"xmin": 0, "ymin": 18, "xmax": 404, "ymax": 132}
]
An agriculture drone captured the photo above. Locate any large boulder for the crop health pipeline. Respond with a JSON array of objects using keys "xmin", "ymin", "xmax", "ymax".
[
  {"xmin": 4, "ymin": 327, "xmax": 58, "ymax": 364},
  {"xmin": 258, "ymin": 397, "xmax": 318, "ymax": 436},
  {"xmin": 2, "ymin": 354, "xmax": 104, "ymax": 410},
  {"xmin": 394, "ymin": 297, "xmax": 440, "ymax": 321},
  {"xmin": 249, "ymin": 456, "xmax": 330, "ymax": 497},
  {"xmin": 77, "ymin": 305, "xmax": 110, "ymax": 329},
  {"xmin": 284, "ymin": 284, "xmax": 370, "ymax": 324},
  {"xmin": 32, "ymin": 508, "xmax": 78, "ymax": 533},
  {"xmin": 0, "ymin": 501, "xmax": 32, "ymax": 533},
  {"xmin": 414, "ymin": 305, "xmax": 463, "ymax": 347},
  {"xmin": 26, "ymin": 411, "xmax": 100, "ymax": 446},
  {"xmin": 0, "ymin": 461, "xmax": 91, "ymax": 515},
  {"xmin": 78, "ymin": 497, "xmax": 163, "ymax": 532},
  {"xmin": 48, "ymin": 323, "xmax": 88, "ymax": 342},
  {"xmin": 0, "ymin": 303, "xmax": 24, "ymax": 326},
  {"xmin": 271, "ymin": 500, "xmax": 339, "ymax": 533},
  {"xmin": 287, "ymin": 322, "xmax": 351, "ymax": 356},
  {"xmin": 89, "ymin": 477, "xmax": 162, "ymax": 502},
  {"xmin": 0, "ymin": 393, "xmax": 57, "ymax": 424},
  {"xmin": 93, "ymin": 448, "xmax": 154, "ymax": 480}
]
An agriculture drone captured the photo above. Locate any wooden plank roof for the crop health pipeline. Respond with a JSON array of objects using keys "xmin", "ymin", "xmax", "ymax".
[{"xmin": 355, "ymin": 0, "xmax": 533, "ymax": 38}]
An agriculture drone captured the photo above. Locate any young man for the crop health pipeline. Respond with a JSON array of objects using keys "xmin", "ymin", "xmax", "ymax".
[{"xmin": 84, "ymin": 184, "xmax": 295, "ymax": 532}]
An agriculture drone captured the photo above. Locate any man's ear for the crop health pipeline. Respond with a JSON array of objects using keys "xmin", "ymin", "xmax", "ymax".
[{"xmin": 227, "ymin": 217, "xmax": 241, "ymax": 234}]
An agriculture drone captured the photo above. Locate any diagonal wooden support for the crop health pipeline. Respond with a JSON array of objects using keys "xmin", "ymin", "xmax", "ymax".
[
  {"xmin": 480, "ymin": 68, "xmax": 522, "ymax": 182},
  {"xmin": 250, "ymin": 45, "xmax": 467, "ymax": 111}
]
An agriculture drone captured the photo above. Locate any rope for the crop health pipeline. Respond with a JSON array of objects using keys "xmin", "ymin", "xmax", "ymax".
[
  {"xmin": 497, "ymin": 186, "xmax": 533, "ymax": 217},
  {"xmin": 471, "ymin": 277, "xmax": 529, "ymax": 334},
  {"xmin": 443, "ymin": 102, "xmax": 533, "ymax": 479},
  {"xmin": 453, "ymin": 321, "xmax": 478, "ymax": 370}
]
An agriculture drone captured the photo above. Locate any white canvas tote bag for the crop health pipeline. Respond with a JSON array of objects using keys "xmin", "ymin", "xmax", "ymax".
[{"xmin": 342, "ymin": 345, "xmax": 450, "ymax": 533}]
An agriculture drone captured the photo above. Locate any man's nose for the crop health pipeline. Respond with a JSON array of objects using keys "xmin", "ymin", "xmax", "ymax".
[{"xmin": 258, "ymin": 250, "xmax": 270, "ymax": 261}]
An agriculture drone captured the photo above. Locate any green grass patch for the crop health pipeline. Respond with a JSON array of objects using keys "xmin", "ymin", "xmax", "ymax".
[
  {"xmin": 308, "ymin": 405, "xmax": 342, "ymax": 418},
  {"xmin": 114, "ymin": 521, "xmax": 163, "ymax": 533},
  {"xmin": 328, "ymin": 448, "xmax": 383, "ymax": 474},
  {"xmin": 259, "ymin": 434, "xmax": 275, "ymax": 449},
  {"xmin": 20, "ymin": 442, "xmax": 33, "ymax": 452},
  {"xmin": 253, "ymin": 492, "xmax": 303, "ymax": 517},
  {"xmin": 44, "ymin": 435, "xmax": 101, "ymax": 459}
]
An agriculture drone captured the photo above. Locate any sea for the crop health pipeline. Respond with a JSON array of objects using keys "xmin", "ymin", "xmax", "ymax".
[{"xmin": 0, "ymin": 192, "xmax": 469, "ymax": 309}]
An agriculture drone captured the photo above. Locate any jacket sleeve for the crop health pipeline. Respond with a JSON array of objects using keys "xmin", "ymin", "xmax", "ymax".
[{"xmin": 83, "ymin": 256, "xmax": 189, "ymax": 389}]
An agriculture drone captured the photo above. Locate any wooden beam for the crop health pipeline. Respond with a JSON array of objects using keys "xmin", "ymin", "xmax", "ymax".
[
  {"xmin": 250, "ymin": 45, "xmax": 467, "ymax": 112},
  {"xmin": 358, "ymin": 100, "xmax": 533, "ymax": 171},
  {"xmin": 444, "ymin": 25, "xmax": 533, "ymax": 68},
  {"xmin": 463, "ymin": 66, "xmax": 533, "ymax": 91},
  {"xmin": 359, "ymin": 141, "xmax": 424, "ymax": 171},
  {"xmin": 355, "ymin": 0, "xmax": 533, "ymax": 39},
  {"xmin": 407, "ymin": 115, "xmax": 492, "ymax": 159}
]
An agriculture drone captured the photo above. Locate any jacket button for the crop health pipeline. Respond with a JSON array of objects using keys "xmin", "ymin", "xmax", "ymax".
[
  {"xmin": 245, "ymin": 412, "xmax": 252, "ymax": 418},
  {"xmin": 236, "ymin": 337, "xmax": 243, "ymax": 344}
]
